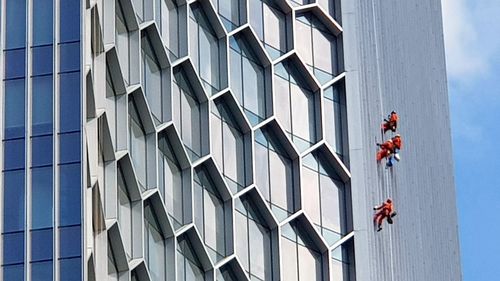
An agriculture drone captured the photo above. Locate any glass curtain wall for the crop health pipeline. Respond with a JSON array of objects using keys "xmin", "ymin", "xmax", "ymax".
[
  {"xmin": 281, "ymin": 221, "xmax": 324, "ymax": 281},
  {"xmin": 234, "ymin": 196, "xmax": 273, "ymax": 281},
  {"xmin": 323, "ymin": 81, "xmax": 347, "ymax": 160},
  {"xmin": 189, "ymin": 2, "xmax": 222, "ymax": 95},
  {"xmin": 274, "ymin": 61, "xmax": 318, "ymax": 151},
  {"xmin": 295, "ymin": 14, "xmax": 339, "ymax": 84},
  {"xmin": 177, "ymin": 236, "xmax": 206, "ymax": 281},
  {"xmin": 211, "ymin": 0, "xmax": 243, "ymax": 31},
  {"xmin": 254, "ymin": 128, "xmax": 295, "ymax": 221},
  {"xmin": 115, "ymin": 0, "xmax": 131, "ymax": 85},
  {"xmin": 193, "ymin": 167, "xmax": 227, "ymax": 262},
  {"xmin": 248, "ymin": 0, "xmax": 288, "ymax": 59},
  {"xmin": 128, "ymin": 97, "xmax": 148, "ymax": 190},
  {"xmin": 302, "ymin": 152, "xmax": 346, "ymax": 245},
  {"xmin": 211, "ymin": 100, "xmax": 247, "ymax": 193},
  {"xmin": 229, "ymin": 34, "xmax": 266, "ymax": 125},
  {"xmin": 2, "ymin": 1, "xmax": 27, "ymax": 279},
  {"xmin": 141, "ymin": 34, "xmax": 165, "ymax": 124},
  {"xmin": 144, "ymin": 201, "xmax": 167, "ymax": 281}
]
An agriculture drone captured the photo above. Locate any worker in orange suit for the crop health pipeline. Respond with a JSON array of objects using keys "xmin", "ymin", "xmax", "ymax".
[
  {"xmin": 376, "ymin": 139, "xmax": 394, "ymax": 162},
  {"xmin": 382, "ymin": 111, "xmax": 399, "ymax": 133},
  {"xmin": 389, "ymin": 134, "xmax": 403, "ymax": 165},
  {"xmin": 373, "ymin": 198, "xmax": 397, "ymax": 232}
]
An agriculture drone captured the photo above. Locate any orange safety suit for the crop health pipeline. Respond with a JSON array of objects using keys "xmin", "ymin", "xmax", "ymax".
[
  {"xmin": 376, "ymin": 140, "xmax": 394, "ymax": 161},
  {"xmin": 374, "ymin": 201, "xmax": 394, "ymax": 228},
  {"xmin": 382, "ymin": 112, "xmax": 399, "ymax": 133},
  {"xmin": 392, "ymin": 136, "xmax": 402, "ymax": 150}
]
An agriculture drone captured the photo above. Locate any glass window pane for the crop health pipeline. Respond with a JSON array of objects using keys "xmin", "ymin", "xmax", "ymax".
[
  {"xmin": 59, "ymin": 163, "xmax": 81, "ymax": 226},
  {"xmin": 234, "ymin": 211, "xmax": 249, "ymax": 270},
  {"xmin": 5, "ymin": 49, "xmax": 26, "ymax": 79},
  {"xmin": 3, "ymin": 232, "xmax": 25, "ymax": 265},
  {"xmin": 4, "ymin": 79, "xmax": 25, "ymax": 139},
  {"xmin": 4, "ymin": 139, "xmax": 26, "ymax": 171},
  {"xmin": 60, "ymin": 0, "xmax": 80, "ymax": 42},
  {"xmin": 33, "ymin": 0, "xmax": 53, "ymax": 46},
  {"xmin": 298, "ymin": 245, "xmax": 322, "ymax": 281},
  {"xmin": 2, "ymin": 264, "xmax": 24, "ymax": 281},
  {"xmin": 59, "ymin": 257, "xmax": 82, "ymax": 281},
  {"xmin": 31, "ymin": 228, "xmax": 53, "ymax": 261},
  {"xmin": 59, "ymin": 72, "xmax": 81, "ymax": 133},
  {"xmin": 254, "ymin": 143, "xmax": 269, "ymax": 202},
  {"xmin": 302, "ymin": 168, "xmax": 320, "ymax": 225},
  {"xmin": 32, "ymin": 75, "xmax": 53, "ymax": 136},
  {"xmin": 5, "ymin": 1, "xmax": 26, "ymax": 49},
  {"xmin": 32, "ymin": 45, "xmax": 53, "ymax": 76},
  {"xmin": 60, "ymin": 132, "xmax": 81, "ymax": 164},
  {"xmin": 60, "ymin": 226, "xmax": 81, "ymax": 258},
  {"xmin": 32, "ymin": 261, "xmax": 54, "ymax": 281},
  {"xmin": 60, "ymin": 42, "xmax": 80, "ymax": 73},
  {"xmin": 320, "ymin": 175, "xmax": 341, "ymax": 233},
  {"xmin": 3, "ymin": 170, "xmax": 25, "ymax": 232},
  {"xmin": 32, "ymin": 166, "xmax": 54, "ymax": 229},
  {"xmin": 281, "ymin": 237, "xmax": 298, "ymax": 281},
  {"xmin": 32, "ymin": 135, "xmax": 53, "ymax": 167}
]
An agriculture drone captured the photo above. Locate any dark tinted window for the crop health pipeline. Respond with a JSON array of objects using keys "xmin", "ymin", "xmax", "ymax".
[
  {"xmin": 60, "ymin": 0, "xmax": 80, "ymax": 42},
  {"xmin": 31, "ymin": 228, "xmax": 54, "ymax": 261},
  {"xmin": 32, "ymin": 45, "xmax": 53, "ymax": 76},
  {"xmin": 60, "ymin": 132, "xmax": 81, "ymax": 164},
  {"xmin": 5, "ymin": 49, "xmax": 26, "ymax": 79},
  {"xmin": 33, "ymin": 0, "xmax": 54, "ymax": 46},
  {"xmin": 32, "ymin": 75, "xmax": 53, "ymax": 136},
  {"xmin": 59, "ymin": 257, "xmax": 81, "ymax": 281},
  {"xmin": 60, "ymin": 42, "xmax": 80, "ymax": 72},
  {"xmin": 59, "ymin": 72, "xmax": 81, "ymax": 133},
  {"xmin": 3, "ymin": 170, "xmax": 25, "ymax": 232},
  {"xmin": 3, "ymin": 232, "xmax": 25, "ymax": 264},
  {"xmin": 5, "ymin": 1, "xmax": 26, "ymax": 49},
  {"xmin": 32, "ymin": 135, "xmax": 53, "ymax": 167},
  {"xmin": 32, "ymin": 166, "xmax": 54, "ymax": 229},
  {"xmin": 2, "ymin": 264, "xmax": 24, "ymax": 281},
  {"xmin": 59, "ymin": 163, "xmax": 81, "ymax": 226},
  {"xmin": 31, "ymin": 261, "xmax": 53, "ymax": 281},
  {"xmin": 4, "ymin": 79, "xmax": 25, "ymax": 139},
  {"xmin": 4, "ymin": 139, "xmax": 25, "ymax": 170},
  {"xmin": 60, "ymin": 226, "xmax": 81, "ymax": 258}
]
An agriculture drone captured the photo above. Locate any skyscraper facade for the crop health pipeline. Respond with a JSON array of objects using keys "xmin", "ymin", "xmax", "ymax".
[{"xmin": 0, "ymin": 0, "xmax": 461, "ymax": 281}]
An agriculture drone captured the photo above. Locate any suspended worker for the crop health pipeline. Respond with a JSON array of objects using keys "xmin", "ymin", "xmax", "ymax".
[
  {"xmin": 389, "ymin": 134, "xmax": 403, "ymax": 165},
  {"xmin": 373, "ymin": 198, "xmax": 397, "ymax": 232},
  {"xmin": 382, "ymin": 111, "xmax": 399, "ymax": 133},
  {"xmin": 376, "ymin": 139, "xmax": 394, "ymax": 163}
]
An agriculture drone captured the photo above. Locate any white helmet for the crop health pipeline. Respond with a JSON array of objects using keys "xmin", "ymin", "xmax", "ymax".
[{"xmin": 394, "ymin": 153, "xmax": 401, "ymax": 161}]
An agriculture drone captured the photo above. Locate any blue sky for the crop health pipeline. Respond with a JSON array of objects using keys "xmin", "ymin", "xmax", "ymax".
[{"xmin": 442, "ymin": 0, "xmax": 500, "ymax": 279}]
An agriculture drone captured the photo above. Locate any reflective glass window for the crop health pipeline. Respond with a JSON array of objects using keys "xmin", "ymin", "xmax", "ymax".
[
  {"xmin": 32, "ymin": 135, "xmax": 53, "ymax": 167},
  {"xmin": 128, "ymin": 98, "xmax": 148, "ymax": 188},
  {"xmin": 31, "ymin": 261, "xmax": 53, "ymax": 281},
  {"xmin": 59, "ymin": 163, "xmax": 82, "ymax": 226},
  {"xmin": 3, "ymin": 264, "xmax": 24, "ymax": 281},
  {"xmin": 331, "ymin": 245, "xmax": 350, "ymax": 281},
  {"xmin": 60, "ymin": 226, "xmax": 81, "ymax": 258},
  {"xmin": 324, "ymin": 82, "xmax": 346, "ymax": 159},
  {"xmin": 59, "ymin": 72, "xmax": 81, "ymax": 133},
  {"xmin": 158, "ymin": 137, "xmax": 185, "ymax": 228},
  {"xmin": 229, "ymin": 35, "xmax": 266, "ymax": 125},
  {"xmin": 177, "ymin": 236, "xmax": 205, "ymax": 281},
  {"xmin": 32, "ymin": 166, "xmax": 53, "ymax": 229},
  {"xmin": 31, "ymin": 228, "xmax": 53, "ymax": 261},
  {"xmin": 4, "ymin": 79, "xmax": 25, "ymax": 139},
  {"xmin": 172, "ymin": 68, "xmax": 203, "ymax": 160},
  {"xmin": 5, "ymin": 49, "xmax": 26, "ymax": 79},
  {"xmin": 32, "ymin": 75, "xmax": 53, "ymax": 136},
  {"xmin": 159, "ymin": 0, "xmax": 181, "ymax": 59},
  {"xmin": 33, "ymin": 0, "xmax": 54, "ymax": 46},
  {"xmin": 60, "ymin": 0, "xmax": 80, "ymax": 42},
  {"xmin": 274, "ymin": 61, "xmax": 317, "ymax": 151},
  {"xmin": 212, "ymin": 0, "xmax": 242, "ymax": 31},
  {"xmin": 60, "ymin": 132, "xmax": 81, "ymax": 164},
  {"xmin": 193, "ymin": 167, "xmax": 226, "ymax": 261},
  {"xmin": 189, "ymin": 3, "xmax": 222, "ymax": 94},
  {"xmin": 5, "ymin": 1, "xmax": 26, "ymax": 49},
  {"xmin": 234, "ymin": 197, "xmax": 273, "ymax": 280},
  {"xmin": 115, "ymin": 0, "xmax": 130, "ymax": 84},
  {"xmin": 3, "ymin": 170, "xmax": 25, "ymax": 232},
  {"xmin": 144, "ymin": 202, "xmax": 166, "ymax": 281},
  {"xmin": 295, "ymin": 15, "xmax": 339, "ymax": 84},
  {"xmin": 249, "ymin": 0, "xmax": 287, "ymax": 59},
  {"xmin": 118, "ymin": 167, "xmax": 132, "ymax": 258},
  {"xmin": 141, "ymin": 35, "xmax": 164, "ymax": 123},
  {"xmin": 60, "ymin": 42, "xmax": 80, "ymax": 73},
  {"xmin": 32, "ymin": 46, "xmax": 53, "ymax": 76},
  {"xmin": 59, "ymin": 257, "xmax": 81, "ymax": 281},
  {"xmin": 4, "ymin": 139, "xmax": 26, "ymax": 171},
  {"xmin": 211, "ymin": 100, "xmax": 247, "ymax": 191},
  {"xmin": 3, "ymin": 232, "xmax": 25, "ymax": 265}
]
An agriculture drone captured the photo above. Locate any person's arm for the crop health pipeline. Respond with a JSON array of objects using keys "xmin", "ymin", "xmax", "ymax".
[{"xmin": 374, "ymin": 205, "xmax": 383, "ymax": 210}]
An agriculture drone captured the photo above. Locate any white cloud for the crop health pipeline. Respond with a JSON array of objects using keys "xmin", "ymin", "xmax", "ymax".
[{"xmin": 441, "ymin": 0, "xmax": 500, "ymax": 81}]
